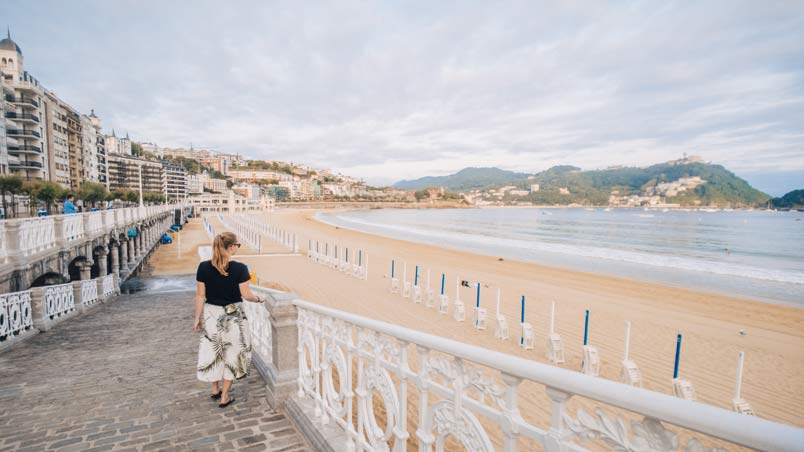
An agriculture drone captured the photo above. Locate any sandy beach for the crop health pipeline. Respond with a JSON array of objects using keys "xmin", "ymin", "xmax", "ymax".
[{"xmin": 156, "ymin": 209, "xmax": 804, "ymax": 447}]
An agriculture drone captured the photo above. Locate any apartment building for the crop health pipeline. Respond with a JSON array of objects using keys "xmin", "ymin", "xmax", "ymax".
[
  {"xmin": 107, "ymin": 153, "xmax": 163, "ymax": 194},
  {"xmin": 0, "ymin": 33, "xmax": 49, "ymax": 181},
  {"xmin": 42, "ymin": 91, "xmax": 71, "ymax": 187},
  {"xmin": 81, "ymin": 110, "xmax": 107, "ymax": 185},
  {"xmin": 161, "ymin": 160, "xmax": 188, "ymax": 200},
  {"xmin": 162, "ymin": 147, "xmax": 210, "ymax": 160},
  {"xmin": 187, "ymin": 173, "xmax": 205, "ymax": 194},
  {"xmin": 227, "ymin": 169, "xmax": 293, "ymax": 182},
  {"xmin": 204, "ymin": 177, "xmax": 227, "ymax": 193},
  {"xmin": 0, "ymin": 69, "xmax": 11, "ymax": 175}
]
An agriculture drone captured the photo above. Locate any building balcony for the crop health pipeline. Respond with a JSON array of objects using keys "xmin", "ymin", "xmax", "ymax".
[
  {"xmin": 12, "ymin": 80, "xmax": 40, "ymax": 93},
  {"xmin": 9, "ymin": 160, "xmax": 44, "ymax": 169},
  {"xmin": 8, "ymin": 144, "xmax": 42, "ymax": 154},
  {"xmin": 5, "ymin": 112, "xmax": 39, "ymax": 124},
  {"xmin": 5, "ymin": 95, "xmax": 39, "ymax": 108},
  {"xmin": 6, "ymin": 129, "xmax": 41, "ymax": 139}
]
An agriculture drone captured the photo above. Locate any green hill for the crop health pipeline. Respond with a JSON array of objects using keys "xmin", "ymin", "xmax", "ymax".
[
  {"xmin": 396, "ymin": 161, "xmax": 772, "ymax": 207},
  {"xmin": 393, "ymin": 167, "xmax": 530, "ymax": 190},
  {"xmin": 771, "ymin": 189, "xmax": 804, "ymax": 209}
]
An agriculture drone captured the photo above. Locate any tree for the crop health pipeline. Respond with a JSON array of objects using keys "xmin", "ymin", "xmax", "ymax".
[
  {"xmin": 414, "ymin": 189, "xmax": 429, "ymax": 201},
  {"xmin": 79, "ymin": 181, "xmax": 109, "ymax": 208},
  {"xmin": 0, "ymin": 175, "xmax": 23, "ymax": 218},
  {"xmin": 131, "ymin": 142, "xmax": 143, "ymax": 156},
  {"xmin": 37, "ymin": 181, "xmax": 65, "ymax": 214},
  {"xmin": 125, "ymin": 190, "xmax": 139, "ymax": 204}
]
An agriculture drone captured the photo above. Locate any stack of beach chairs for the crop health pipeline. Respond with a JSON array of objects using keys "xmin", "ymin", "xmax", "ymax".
[
  {"xmin": 228, "ymin": 214, "xmax": 297, "ymax": 253},
  {"xmin": 307, "ymin": 240, "xmax": 368, "ymax": 281},
  {"xmin": 219, "ymin": 215, "xmax": 260, "ymax": 250}
]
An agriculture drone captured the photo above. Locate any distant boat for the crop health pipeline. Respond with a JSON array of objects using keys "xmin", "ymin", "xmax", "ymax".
[
  {"xmin": 604, "ymin": 208, "xmax": 612, "ymax": 212},
  {"xmin": 585, "ymin": 208, "xmax": 595, "ymax": 212},
  {"xmin": 662, "ymin": 208, "xmax": 669, "ymax": 212}
]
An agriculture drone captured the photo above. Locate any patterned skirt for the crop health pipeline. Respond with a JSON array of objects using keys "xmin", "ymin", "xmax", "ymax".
[{"xmin": 197, "ymin": 303, "xmax": 252, "ymax": 382}]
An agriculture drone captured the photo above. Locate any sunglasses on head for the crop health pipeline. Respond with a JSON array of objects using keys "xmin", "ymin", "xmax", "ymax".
[{"xmin": 234, "ymin": 243, "xmax": 241, "ymax": 248}]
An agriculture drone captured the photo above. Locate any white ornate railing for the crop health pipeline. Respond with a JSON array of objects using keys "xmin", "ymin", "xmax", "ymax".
[
  {"xmin": 86, "ymin": 211, "xmax": 104, "ymax": 237},
  {"xmin": 0, "ymin": 289, "xmax": 33, "ymax": 341},
  {"xmin": 43, "ymin": 282, "xmax": 75, "ymax": 320},
  {"xmin": 218, "ymin": 214, "xmax": 261, "ymax": 250},
  {"xmin": 0, "ymin": 205, "xmax": 183, "ymax": 263},
  {"xmin": 100, "ymin": 274, "xmax": 117, "ymax": 298},
  {"xmin": 18, "ymin": 217, "xmax": 56, "ymax": 256},
  {"xmin": 61, "ymin": 214, "xmax": 84, "ymax": 242},
  {"xmin": 246, "ymin": 287, "xmax": 274, "ymax": 365},
  {"xmin": 80, "ymin": 279, "xmax": 99, "ymax": 306},
  {"xmin": 292, "ymin": 300, "xmax": 804, "ymax": 452}
]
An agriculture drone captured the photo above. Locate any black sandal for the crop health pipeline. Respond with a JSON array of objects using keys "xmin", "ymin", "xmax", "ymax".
[
  {"xmin": 218, "ymin": 396, "xmax": 235, "ymax": 408},
  {"xmin": 211, "ymin": 392, "xmax": 222, "ymax": 400}
]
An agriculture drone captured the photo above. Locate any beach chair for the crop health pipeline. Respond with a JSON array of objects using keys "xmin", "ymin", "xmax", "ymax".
[
  {"xmin": 520, "ymin": 322, "xmax": 534, "ymax": 349},
  {"xmin": 390, "ymin": 277, "xmax": 400, "ymax": 294},
  {"xmin": 673, "ymin": 378, "xmax": 696, "ymax": 401},
  {"xmin": 426, "ymin": 288, "xmax": 435, "ymax": 308},
  {"xmin": 546, "ymin": 333, "xmax": 565, "ymax": 364},
  {"xmin": 494, "ymin": 314, "xmax": 509, "ymax": 340},
  {"xmin": 438, "ymin": 295, "xmax": 449, "ymax": 314},
  {"xmin": 581, "ymin": 345, "xmax": 600, "ymax": 377},
  {"xmin": 454, "ymin": 300, "xmax": 465, "ymax": 322},
  {"xmin": 413, "ymin": 285, "xmax": 422, "ymax": 304},
  {"xmin": 402, "ymin": 281, "xmax": 411, "ymax": 299},
  {"xmin": 473, "ymin": 307, "xmax": 487, "ymax": 330},
  {"xmin": 621, "ymin": 359, "xmax": 642, "ymax": 387},
  {"xmin": 732, "ymin": 398, "xmax": 755, "ymax": 416}
]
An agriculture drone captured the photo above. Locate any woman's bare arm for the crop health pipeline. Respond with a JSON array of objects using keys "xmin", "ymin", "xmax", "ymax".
[
  {"xmin": 239, "ymin": 281, "xmax": 263, "ymax": 303},
  {"xmin": 194, "ymin": 282, "xmax": 206, "ymax": 331}
]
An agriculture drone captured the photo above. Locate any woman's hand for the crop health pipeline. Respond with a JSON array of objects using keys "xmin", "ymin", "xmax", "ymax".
[{"xmin": 193, "ymin": 317, "xmax": 202, "ymax": 332}]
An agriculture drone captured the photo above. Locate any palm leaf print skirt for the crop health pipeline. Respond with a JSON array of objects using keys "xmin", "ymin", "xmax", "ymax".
[{"xmin": 197, "ymin": 303, "xmax": 252, "ymax": 382}]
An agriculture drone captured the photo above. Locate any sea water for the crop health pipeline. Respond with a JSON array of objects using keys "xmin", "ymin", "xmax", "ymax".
[{"xmin": 317, "ymin": 208, "xmax": 804, "ymax": 305}]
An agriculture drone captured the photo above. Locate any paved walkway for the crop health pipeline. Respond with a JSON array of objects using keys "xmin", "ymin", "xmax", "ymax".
[{"xmin": 0, "ymin": 277, "xmax": 309, "ymax": 452}]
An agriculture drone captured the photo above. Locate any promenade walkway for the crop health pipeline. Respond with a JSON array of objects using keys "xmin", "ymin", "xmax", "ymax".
[{"xmin": 0, "ymin": 276, "xmax": 309, "ymax": 452}]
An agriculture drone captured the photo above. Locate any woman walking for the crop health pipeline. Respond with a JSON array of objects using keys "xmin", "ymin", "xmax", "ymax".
[{"xmin": 194, "ymin": 232, "xmax": 264, "ymax": 407}]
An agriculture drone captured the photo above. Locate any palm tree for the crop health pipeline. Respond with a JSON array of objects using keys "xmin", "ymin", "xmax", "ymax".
[{"xmin": 0, "ymin": 175, "xmax": 23, "ymax": 218}]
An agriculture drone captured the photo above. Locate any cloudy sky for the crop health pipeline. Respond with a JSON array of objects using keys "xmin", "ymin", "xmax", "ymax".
[{"xmin": 2, "ymin": 1, "xmax": 803, "ymax": 194}]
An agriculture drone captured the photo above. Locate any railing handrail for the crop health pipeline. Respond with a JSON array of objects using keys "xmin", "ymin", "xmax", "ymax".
[{"xmin": 292, "ymin": 298, "xmax": 804, "ymax": 451}]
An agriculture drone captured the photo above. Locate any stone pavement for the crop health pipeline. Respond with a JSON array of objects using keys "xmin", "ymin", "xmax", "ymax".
[{"xmin": 0, "ymin": 277, "xmax": 310, "ymax": 452}]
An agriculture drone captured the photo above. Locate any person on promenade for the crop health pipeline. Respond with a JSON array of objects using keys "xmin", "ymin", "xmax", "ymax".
[
  {"xmin": 194, "ymin": 232, "xmax": 264, "ymax": 408},
  {"xmin": 63, "ymin": 194, "xmax": 77, "ymax": 214}
]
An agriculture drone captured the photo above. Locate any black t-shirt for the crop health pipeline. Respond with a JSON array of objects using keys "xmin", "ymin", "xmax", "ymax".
[{"xmin": 196, "ymin": 260, "xmax": 251, "ymax": 306}]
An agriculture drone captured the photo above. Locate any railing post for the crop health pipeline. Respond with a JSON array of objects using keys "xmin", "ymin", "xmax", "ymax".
[
  {"xmin": 71, "ymin": 280, "xmax": 86, "ymax": 314},
  {"xmin": 29, "ymin": 286, "xmax": 51, "ymax": 331},
  {"xmin": 78, "ymin": 261, "xmax": 92, "ymax": 281},
  {"xmin": 4, "ymin": 221, "xmax": 23, "ymax": 261},
  {"xmin": 544, "ymin": 387, "xmax": 573, "ymax": 452},
  {"xmin": 109, "ymin": 242, "xmax": 120, "ymax": 277},
  {"xmin": 53, "ymin": 216, "xmax": 66, "ymax": 245},
  {"xmin": 264, "ymin": 291, "xmax": 300, "ymax": 408}
]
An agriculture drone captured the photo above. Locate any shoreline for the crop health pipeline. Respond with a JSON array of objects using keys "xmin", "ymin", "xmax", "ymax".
[{"xmin": 313, "ymin": 208, "xmax": 804, "ymax": 308}]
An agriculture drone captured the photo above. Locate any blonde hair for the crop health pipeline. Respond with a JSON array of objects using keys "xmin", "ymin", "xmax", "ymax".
[{"xmin": 212, "ymin": 232, "xmax": 238, "ymax": 276}]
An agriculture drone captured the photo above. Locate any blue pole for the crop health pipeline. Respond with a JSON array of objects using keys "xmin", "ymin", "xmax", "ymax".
[
  {"xmin": 391, "ymin": 260, "xmax": 395, "ymax": 278},
  {"xmin": 520, "ymin": 295, "xmax": 525, "ymax": 345},
  {"xmin": 673, "ymin": 334, "xmax": 682, "ymax": 379},
  {"xmin": 316, "ymin": 241, "xmax": 319, "ymax": 252},
  {"xmin": 325, "ymin": 243, "xmax": 328, "ymax": 255},
  {"xmin": 440, "ymin": 274, "xmax": 445, "ymax": 295},
  {"xmin": 583, "ymin": 310, "xmax": 589, "ymax": 346},
  {"xmin": 476, "ymin": 283, "xmax": 481, "ymax": 308},
  {"xmin": 415, "ymin": 266, "xmax": 419, "ymax": 286},
  {"xmin": 346, "ymin": 248, "xmax": 349, "ymax": 263},
  {"xmin": 359, "ymin": 250, "xmax": 362, "ymax": 266}
]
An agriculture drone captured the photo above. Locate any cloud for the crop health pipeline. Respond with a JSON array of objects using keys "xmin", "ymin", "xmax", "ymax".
[{"xmin": 2, "ymin": 0, "xmax": 803, "ymax": 188}]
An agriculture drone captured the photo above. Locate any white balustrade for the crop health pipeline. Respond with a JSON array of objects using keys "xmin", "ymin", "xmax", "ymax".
[
  {"xmin": 86, "ymin": 211, "xmax": 104, "ymax": 236},
  {"xmin": 100, "ymin": 274, "xmax": 117, "ymax": 298},
  {"xmin": 0, "ymin": 290, "xmax": 33, "ymax": 342},
  {"xmin": 80, "ymin": 279, "xmax": 99, "ymax": 306},
  {"xmin": 244, "ymin": 288, "xmax": 273, "ymax": 365},
  {"xmin": 43, "ymin": 282, "xmax": 75, "ymax": 319},
  {"xmin": 18, "ymin": 217, "xmax": 56, "ymax": 256},
  {"xmin": 61, "ymin": 214, "xmax": 84, "ymax": 242},
  {"xmin": 104, "ymin": 210, "xmax": 116, "ymax": 229},
  {"xmin": 292, "ymin": 300, "xmax": 804, "ymax": 452}
]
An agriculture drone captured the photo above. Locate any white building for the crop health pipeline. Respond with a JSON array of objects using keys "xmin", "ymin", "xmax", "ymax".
[
  {"xmin": 105, "ymin": 130, "xmax": 132, "ymax": 156},
  {"xmin": 530, "ymin": 184, "xmax": 540, "ymax": 192},
  {"xmin": 188, "ymin": 191, "xmax": 274, "ymax": 214},
  {"xmin": 187, "ymin": 173, "xmax": 205, "ymax": 195},
  {"xmin": 0, "ymin": 32, "xmax": 49, "ymax": 181},
  {"xmin": 204, "ymin": 178, "xmax": 227, "ymax": 193},
  {"xmin": 227, "ymin": 169, "xmax": 293, "ymax": 182}
]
